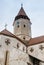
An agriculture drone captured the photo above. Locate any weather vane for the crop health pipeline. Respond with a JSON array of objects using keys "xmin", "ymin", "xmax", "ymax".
[{"xmin": 5, "ymin": 24, "xmax": 7, "ymax": 29}]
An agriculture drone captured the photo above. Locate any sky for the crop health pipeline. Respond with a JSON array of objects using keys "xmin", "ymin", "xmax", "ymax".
[{"xmin": 0, "ymin": 0, "xmax": 44, "ymax": 38}]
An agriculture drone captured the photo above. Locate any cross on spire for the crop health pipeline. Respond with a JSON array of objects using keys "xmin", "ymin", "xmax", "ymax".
[
  {"xmin": 5, "ymin": 24, "xmax": 7, "ymax": 29},
  {"xmin": 21, "ymin": 3, "xmax": 23, "ymax": 7}
]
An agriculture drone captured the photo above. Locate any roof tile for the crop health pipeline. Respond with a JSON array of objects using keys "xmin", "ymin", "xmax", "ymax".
[
  {"xmin": 17, "ymin": 7, "xmax": 26, "ymax": 16},
  {"xmin": 28, "ymin": 36, "xmax": 44, "ymax": 46},
  {"xmin": 0, "ymin": 29, "xmax": 26, "ymax": 45}
]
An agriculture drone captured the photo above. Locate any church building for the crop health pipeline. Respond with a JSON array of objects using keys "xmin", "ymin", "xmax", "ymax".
[{"xmin": 0, "ymin": 5, "xmax": 44, "ymax": 65}]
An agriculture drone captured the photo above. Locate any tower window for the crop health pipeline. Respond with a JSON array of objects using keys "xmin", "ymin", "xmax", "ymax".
[
  {"xmin": 17, "ymin": 22, "xmax": 19, "ymax": 24},
  {"xmin": 24, "ymin": 24, "xmax": 26, "ymax": 27},
  {"xmin": 17, "ymin": 25, "xmax": 19, "ymax": 28},
  {"xmin": 23, "ymin": 37, "xmax": 25, "ymax": 40},
  {"xmin": 17, "ymin": 22, "xmax": 19, "ymax": 28}
]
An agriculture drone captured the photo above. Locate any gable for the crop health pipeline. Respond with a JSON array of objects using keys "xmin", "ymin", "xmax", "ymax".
[{"xmin": 0, "ymin": 29, "xmax": 26, "ymax": 46}]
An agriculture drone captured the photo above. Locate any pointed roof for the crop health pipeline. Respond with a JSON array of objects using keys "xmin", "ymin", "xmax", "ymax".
[
  {"xmin": 13, "ymin": 6, "xmax": 31, "ymax": 25},
  {"xmin": 17, "ymin": 4, "xmax": 26, "ymax": 16},
  {"xmin": 17, "ymin": 7, "xmax": 27, "ymax": 16},
  {"xmin": 14, "ymin": 6, "xmax": 30, "ymax": 21},
  {"xmin": 0, "ymin": 29, "xmax": 14, "ymax": 37}
]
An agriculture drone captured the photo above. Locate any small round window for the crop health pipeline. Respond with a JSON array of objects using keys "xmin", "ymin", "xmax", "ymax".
[
  {"xmin": 17, "ymin": 22, "xmax": 19, "ymax": 28},
  {"xmin": 17, "ymin": 22, "xmax": 19, "ymax": 24}
]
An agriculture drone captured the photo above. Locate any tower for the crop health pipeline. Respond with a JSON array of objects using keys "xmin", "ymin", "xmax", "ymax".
[{"xmin": 13, "ymin": 5, "xmax": 32, "ymax": 41}]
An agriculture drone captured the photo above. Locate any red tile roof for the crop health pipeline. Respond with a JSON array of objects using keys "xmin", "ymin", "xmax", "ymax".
[
  {"xmin": 17, "ymin": 7, "xmax": 26, "ymax": 16},
  {"xmin": 13, "ymin": 7, "xmax": 31, "ymax": 25},
  {"xmin": 0, "ymin": 29, "xmax": 14, "ymax": 37},
  {"xmin": 28, "ymin": 36, "xmax": 44, "ymax": 46},
  {"xmin": 0, "ymin": 29, "xmax": 26, "ymax": 45},
  {"xmin": 0, "ymin": 29, "xmax": 44, "ymax": 46}
]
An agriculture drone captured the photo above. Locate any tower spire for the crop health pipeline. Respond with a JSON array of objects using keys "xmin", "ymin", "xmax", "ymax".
[{"xmin": 13, "ymin": 5, "xmax": 32, "ymax": 40}]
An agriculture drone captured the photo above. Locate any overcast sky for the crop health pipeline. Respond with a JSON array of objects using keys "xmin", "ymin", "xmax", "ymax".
[{"xmin": 0, "ymin": 0, "xmax": 44, "ymax": 37}]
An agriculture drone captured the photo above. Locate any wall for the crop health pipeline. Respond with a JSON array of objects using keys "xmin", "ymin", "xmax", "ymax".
[
  {"xmin": 13, "ymin": 19, "xmax": 31, "ymax": 40},
  {"xmin": 0, "ymin": 35, "xmax": 32, "ymax": 65},
  {"xmin": 27, "ymin": 43, "xmax": 44, "ymax": 65}
]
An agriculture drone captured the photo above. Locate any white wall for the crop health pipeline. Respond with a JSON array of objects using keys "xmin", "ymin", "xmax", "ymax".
[
  {"xmin": 27, "ymin": 43, "xmax": 44, "ymax": 65},
  {"xmin": 8, "ymin": 48, "xmax": 30, "ymax": 65},
  {"xmin": 13, "ymin": 19, "xmax": 31, "ymax": 40},
  {"xmin": 0, "ymin": 35, "xmax": 32, "ymax": 65}
]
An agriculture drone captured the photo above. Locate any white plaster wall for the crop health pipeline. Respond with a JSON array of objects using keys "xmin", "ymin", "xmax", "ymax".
[
  {"xmin": 0, "ymin": 50, "xmax": 5, "ymax": 65},
  {"xmin": 13, "ymin": 19, "xmax": 31, "ymax": 40},
  {"xmin": 9, "ymin": 48, "xmax": 32, "ymax": 65},
  {"xmin": 0, "ymin": 35, "xmax": 26, "ymax": 52},
  {"xmin": 9, "ymin": 60, "xmax": 27, "ymax": 65},
  {"xmin": 27, "ymin": 43, "xmax": 44, "ymax": 62},
  {"xmin": 0, "ymin": 35, "xmax": 32, "ymax": 65}
]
